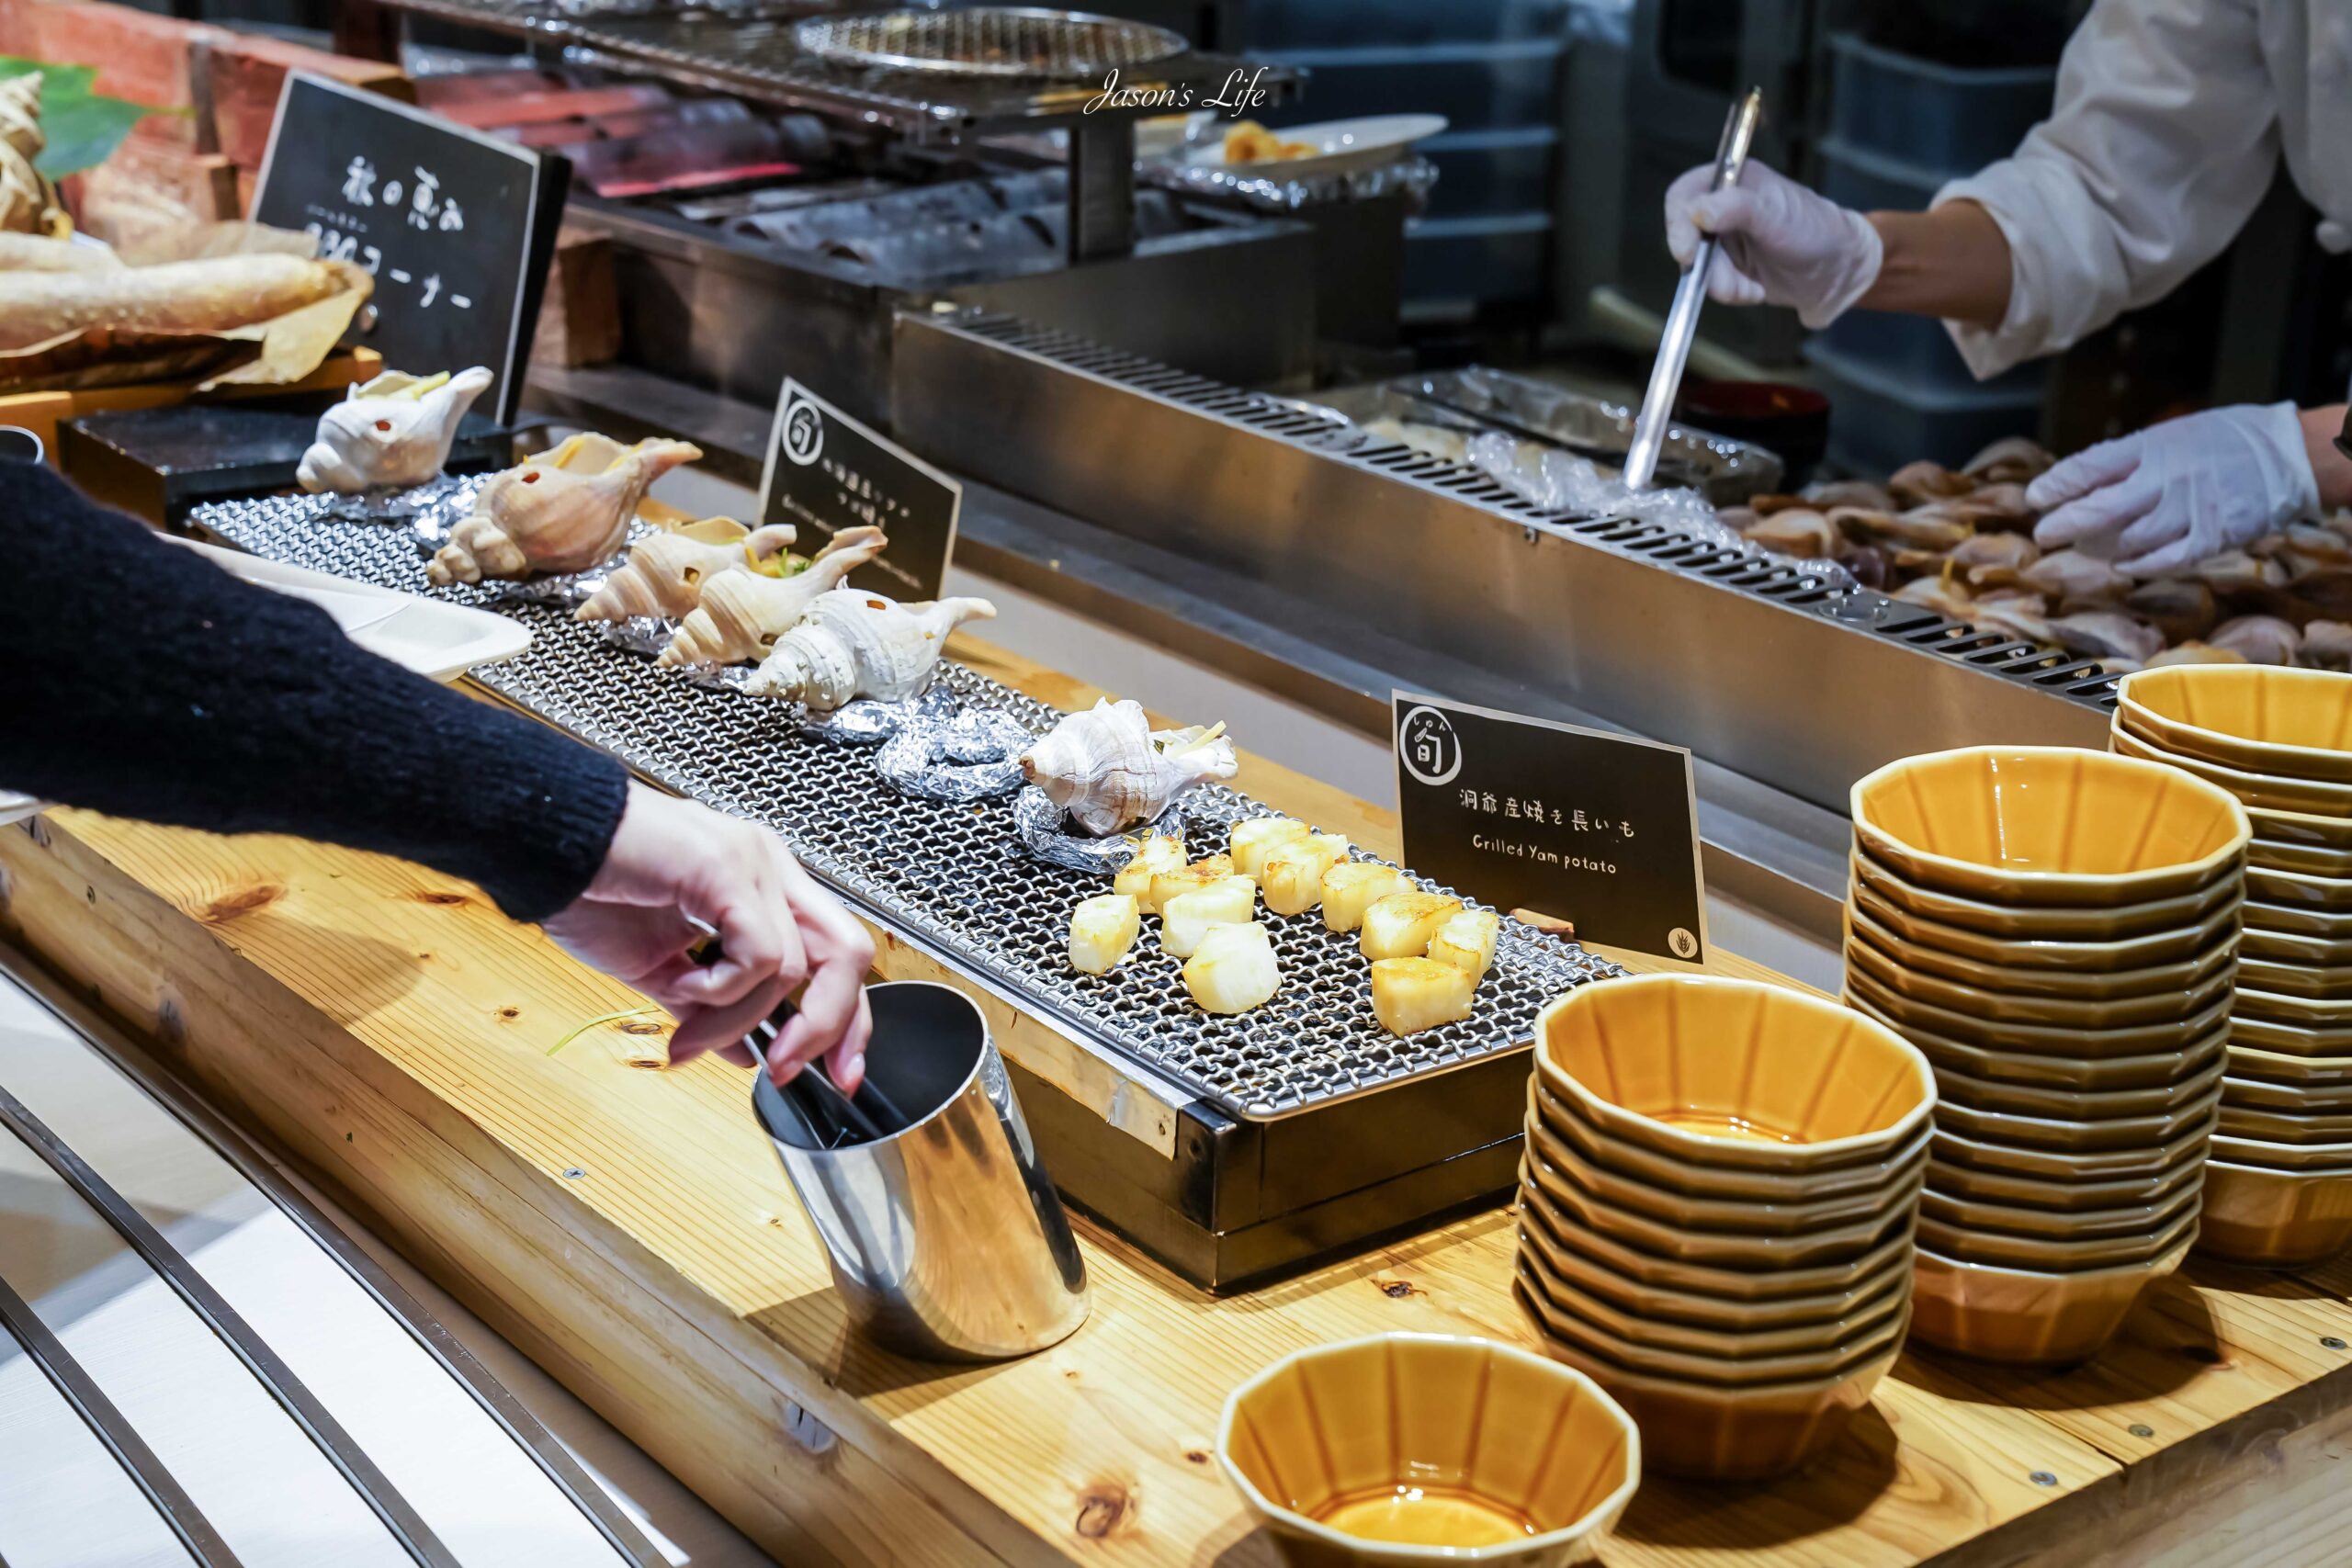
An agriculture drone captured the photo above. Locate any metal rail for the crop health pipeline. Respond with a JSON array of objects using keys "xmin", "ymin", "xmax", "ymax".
[{"xmin": 0, "ymin": 1268, "xmax": 243, "ymax": 1568}]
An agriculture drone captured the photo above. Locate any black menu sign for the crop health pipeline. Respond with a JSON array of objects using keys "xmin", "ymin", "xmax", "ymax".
[
  {"xmin": 758, "ymin": 378, "xmax": 961, "ymax": 602},
  {"xmin": 1394, "ymin": 693, "xmax": 1708, "ymax": 964},
  {"xmin": 250, "ymin": 71, "xmax": 568, "ymax": 424}
]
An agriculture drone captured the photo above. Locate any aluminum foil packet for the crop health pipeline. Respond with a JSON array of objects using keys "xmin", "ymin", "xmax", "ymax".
[
  {"xmin": 1012, "ymin": 786, "xmax": 1185, "ymax": 875},
  {"xmin": 1147, "ymin": 153, "xmax": 1438, "ymax": 215},
  {"xmin": 874, "ymin": 705, "xmax": 1033, "ymax": 802}
]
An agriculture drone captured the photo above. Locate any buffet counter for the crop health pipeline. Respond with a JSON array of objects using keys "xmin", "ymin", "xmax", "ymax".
[{"xmin": 4, "ymin": 636, "xmax": 2350, "ymax": 1568}]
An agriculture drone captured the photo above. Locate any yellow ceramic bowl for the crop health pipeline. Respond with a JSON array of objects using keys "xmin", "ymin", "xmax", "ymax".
[
  {"xmin": 2211, "ymin": 1130, "xmax": 2352, "ymax": 1172},
  {"xmin": 2248, "ymin": 799, "xmax": 2352, "ymax": 852},
  {"xmin": 2237, "ymin": 952, "xmax": 2352, "ymax": 1000},
  {"xmin": 1910, "ymin": 1237, "xmax": 2189, "ymax": 1366},
  {"xmin": 2232, "ymin": 1011, "xmax": 2352, "ymax": 1059},
  {"xmin": 2112, "ymin": 726, "xmax": 2352, "ymax": 818},
  {"xmin": 1838, "ymin": 995, "xmax": 2222, "ymax": 1092},
  {"xmin": 1514, "ymin": 1257, "xmax": 1909, "ymax": 1388},
  {"xmin": 1533, "ymin": 1080, "xmax": 1930, "ymax": 1204},
  {"xmin": 2118, "ymin": 666, "xmax": 2352, "ymax": 783},
  {"xmin": 1521, "ymin": 1147, "xmax": 1909, "ymax": 1269},
  {"xmin": 2235, "ymin": 987, "xmax": 2352, "ymax": 1031},
  {"xmin": 1535, "ymin": 975, "xmax": 1933, "ymax": 1173},
  {"xmin": 1843, "ymin": 931, "xmax": 2234, "ymax": 1028},
  {"xmin": 1852, "ymin": 746, "xmax": 2249, "ymax": 905},
  {"xmin": 2195, "ymin": 1161, "xmax": 2352, "ymax": 1268},
  {"xmin": 2249, "ymin": 834, "xmax": 2352, "ymax": 877},
  {"xmin": 1846, "ymin": 899, "xmax": 2240, "ymax": 998},
  {"xmin": 1918, "ymin": 1201, "xmax": 2197, "ymax": 1273},
  {"xmin": 1929, "ymin": 1115, "xmax": 2214, "ymax": 1185},
  {"xmin": 1844, "ymin": 971, "xmax": 2233, "ymax": 1060},
  {"xmin": 1219, "ymin": 1334, "xmax": 1639, "ymax": 1568},
  {"xmin": 1926, "ymin": 1142, "xmax": 2207, "ymax": 1214},
  {"xmin": 1928, "ymin": 1045, "xmax": 2224, "ymax": 1125},
  {"xmin": 1927, "ymin": 1074, "xmax": 2224, "ymax": 1156},
  {"xmin": 1852, "ymin": 847, "xmax": 2242, "ymax": 942},
  {"xmin": 1523, "ymin": 1114, "xmax": 1922, "ymax": 1238},
  {"xmin": 2245, "ymin": 863, "xmax": 2352, "ymax": 915},
  {"xmin": 2227, "ymin": 1041, "xmax": 2352, "ymax": 1086},
  {"xmin": 1513, "ymin": 1191, "xmax": 1911, "ymax": 1333},
  {"xmin": 1517, "ymin": 1292, "xmax": 1901, "ymax": 1483},
  {"xmin": 2222, "ymin": 1069, "xmax": 2352, "ymax": 1110},
  {"xmin": 1514, "ymin": 1182, "xmax": 1917, "ymax": 1305},
  {"xmin": 1516, "ymin": 1228, "xmax": 1908, "ymax": 1363},
  {"xmin": 2245, "ymin": 897, "xmax": 2352, "ymax": 942},
  {"xmin": 1918, "ymin": 1170, "xmax": 2203, "ymax": 1244},
  {"xmin": 2218, "ymin": 1102, "xmax": 2352, "ymax": 1143},
  {"xmin": 2244, "ymin": 921, "xmax": 2352, "ymax": 966}
]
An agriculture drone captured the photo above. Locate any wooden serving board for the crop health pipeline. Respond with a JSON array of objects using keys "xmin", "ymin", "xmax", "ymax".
[{"xmin": 4, "ymin": 635, "xmax": 2351, "ymax": 1568}]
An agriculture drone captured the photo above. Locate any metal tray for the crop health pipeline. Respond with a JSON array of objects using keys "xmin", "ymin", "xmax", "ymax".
[{"xmin": 193, "ymin": 483, "xmax": 1616, "ymax": 1121}]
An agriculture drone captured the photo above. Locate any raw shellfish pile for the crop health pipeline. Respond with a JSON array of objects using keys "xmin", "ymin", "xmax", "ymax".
[{"xmin": 1721, "ymin": 437, "xmax": 2352, "ymax": 673}]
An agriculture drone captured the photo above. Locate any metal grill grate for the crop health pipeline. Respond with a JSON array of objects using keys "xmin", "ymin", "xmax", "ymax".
[
  {"xmin": 936, "ymin": 310, "xmax": 2128, "ymax": 712},
  {"xmin": 193, "ymin": 484, "xmax": 1617, "ymax": 1121},
  {"xmin": 790, "ymin": 8, "xmax": 1183, "ymax": 79}
]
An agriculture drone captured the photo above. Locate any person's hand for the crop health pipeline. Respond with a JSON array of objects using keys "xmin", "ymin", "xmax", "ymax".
[
  {"xmin": 1665, "ymin": 160, "xmax": 1883, "ymax": 329},
  {"xmin": 2030, "ymin": 404, "xmax": 2321, "ymax": 579},
  {"xmin": 543, "ymin": 784, "xmax": 876, "ymax": 1090}
]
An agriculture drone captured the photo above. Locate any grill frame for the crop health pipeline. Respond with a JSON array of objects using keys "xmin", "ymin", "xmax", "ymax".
[{"xmin": 193, "ymin": 483, "xmax": 1618, "ymax": 1122}]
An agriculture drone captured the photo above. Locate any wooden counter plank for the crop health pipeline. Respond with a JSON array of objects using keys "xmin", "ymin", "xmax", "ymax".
[{"xmin": 10, "ymin": 633, "xmax": 2351, "ymax": 1567}]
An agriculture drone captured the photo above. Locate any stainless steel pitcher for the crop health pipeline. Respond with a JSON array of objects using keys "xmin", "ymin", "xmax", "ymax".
[{"xmin": 752, "ymin": 980, "xmax": 1090, "ymax": 1361}]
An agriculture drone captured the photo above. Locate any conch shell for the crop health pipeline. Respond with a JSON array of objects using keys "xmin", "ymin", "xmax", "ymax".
[
  {"xmin": 743, "ymin": 589, "xmax": 996, "ymax": 710},
  {"xmin": 1019, "ymin": 698, "xmax": 1238, "ymax": 837},
  {"xmin": 426, "ymin": 435, "xmax": 700, "ymax": 585},
  {"xmin": 0, "ymin": 73, "xmax": 64, "ymax": 239},
  {"xmin": 298, "ymin": 367, "xmax": 492, "ymax": 493},
  {"xmin": 575, "ymin": 518, "xmax": 797, "ymax": 622},
  {"xmin": 656, "ymin": 525, "xmax": 886, "ymax": 666}
]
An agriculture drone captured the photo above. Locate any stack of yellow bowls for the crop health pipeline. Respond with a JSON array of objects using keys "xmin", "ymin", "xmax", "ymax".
[
  {"xmin": 1846, "ymin": 746, "xmax": 2248, "ymax": 1364},
  {"xmin": 2114, "ymin": 667, "xmax": 2352, "ymax": 1267},
  {"xmin": 1517, "ymin": 974, "xmax": 1933, "ymax": 1481}
]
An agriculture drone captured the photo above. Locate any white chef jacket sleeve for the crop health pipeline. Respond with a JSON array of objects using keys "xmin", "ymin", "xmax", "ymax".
[{"xmin": 1928, "ymin": 0, "xmax": 2282, "ymax": 380}]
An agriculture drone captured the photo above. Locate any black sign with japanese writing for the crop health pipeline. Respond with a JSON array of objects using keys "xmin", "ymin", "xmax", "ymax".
[
  {"xmin": 250, "ymin": 71, "xmax": 568, "ymax": 425},
  {"xmin": 758, "ymin": 378, "xmax": 960, "ymax": 602},
  {"xmin": 1393, "ymin": 693, "xmax": 1708, "ymax": 964}
]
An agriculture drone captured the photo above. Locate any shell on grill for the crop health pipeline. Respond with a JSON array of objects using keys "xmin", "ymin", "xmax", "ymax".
[
  {"xmin": 426, "ymin": 435, "xmax": 700, "ymax": 585},
  {"xmin": 1018, "ymin": 698, "xmax": 1239, "ymax": 838},
  {"xmin": 298, "ymin": 367, "xmax": 492, "ymax": 494},
  {"xmin": 742, "ymin": 589, "xmax": 997, "ymax": 710},
  {"xmin": 575, "ymin": 519, "xmax": 797, "ymax": 622},
  {"xmin": 655, "ymin": 525, "xmax": 885, "ymax": 667}
]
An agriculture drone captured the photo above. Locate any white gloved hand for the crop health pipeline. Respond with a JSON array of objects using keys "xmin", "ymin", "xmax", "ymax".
[
  {"xmin": 1664, "ymin": 160, "xmax": 1883, "ymax": 329},
  {"xmin": 2029, "ymin": 404, "xmax": 2320, "ymax": 580}
]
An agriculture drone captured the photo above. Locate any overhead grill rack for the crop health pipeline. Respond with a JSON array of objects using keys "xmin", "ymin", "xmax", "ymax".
[
  {"xmin": 192, "ymin": 485, "xmax": 1617, "ymax": 1123},
  {"xmin": 787, "ymin": 8, "xmax": 1185, "ymax": 80}
]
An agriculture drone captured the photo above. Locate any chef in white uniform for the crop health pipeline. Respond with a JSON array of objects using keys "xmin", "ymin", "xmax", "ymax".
[{"xmin": 1663, "ymin": 0, "xmax": 2352, "ymax": 578}]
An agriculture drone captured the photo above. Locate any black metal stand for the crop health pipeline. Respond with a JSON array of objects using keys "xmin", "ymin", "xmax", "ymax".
[{"xmin": 1066, "ymin": 117, "xmax": 1137, "ymax": 263}]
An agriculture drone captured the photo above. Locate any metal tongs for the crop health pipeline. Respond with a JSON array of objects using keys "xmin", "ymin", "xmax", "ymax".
[
  {"xmin": 691, "ymin": 925, "xmax": 907, "ymax": 1148},
  {"xmin": 1622, "ymin": 87, "xmax": 1766, "ymax": 492}
]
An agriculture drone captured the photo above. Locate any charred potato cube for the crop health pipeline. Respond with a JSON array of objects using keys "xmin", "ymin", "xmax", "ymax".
[
  {"xmin": 1361, "ymin": 892, "xmax": 1464, "ymax": 960},
  {"xmin": 1261, "ymin": 834, "xmax": 1351, "ymax": 917},
  {"xmin": 1371, "ymin": 957, "xmax": 1475, "ymax": 1035},
  {"xmin": 1321, "ymin": 862, "xmax": 1412, "ymax": 933},
  {"xmin": 1427, "ymin": 908, "xmax": 1500, "ymax": 979},
  {"xmin": 1149, "ymin": 854, "xmax": 1237, "ymax": 916},
  {"xmin": 1182, "ymin": 921, "xmax": 1280, "ymax": 1014},
  {"xmin": 1114, "ymin": 834, "xmax": 1187, "ymax": 911},
  {"xmin": 1068, "ymin": 894, "xmax": 1140, "ymax": 975},
  {"xmin": 1161, "ymin": 875, "xmax": 1257, "ymax": 958},
  {"xmin": 1230, "ymin": 817, "xmax": 1313, "ymax": 881}
]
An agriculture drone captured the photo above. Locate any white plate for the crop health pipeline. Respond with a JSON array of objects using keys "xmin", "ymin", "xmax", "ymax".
[
  {"xmin": 1176, "ymin": 113, "xmax": 1447, "ymax": 180},
  {"xmin": 0, "ymin": 540, "xmax": 532, "ymax": 828},
  {"xmin": 166, "ymin": 535, "xmax": 532, "ymax": 683}
]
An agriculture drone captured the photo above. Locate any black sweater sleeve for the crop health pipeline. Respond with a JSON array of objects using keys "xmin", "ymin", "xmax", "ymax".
[{"xmin": 0, "ymin": 462, "xmax": 628, "ymax": 922}]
